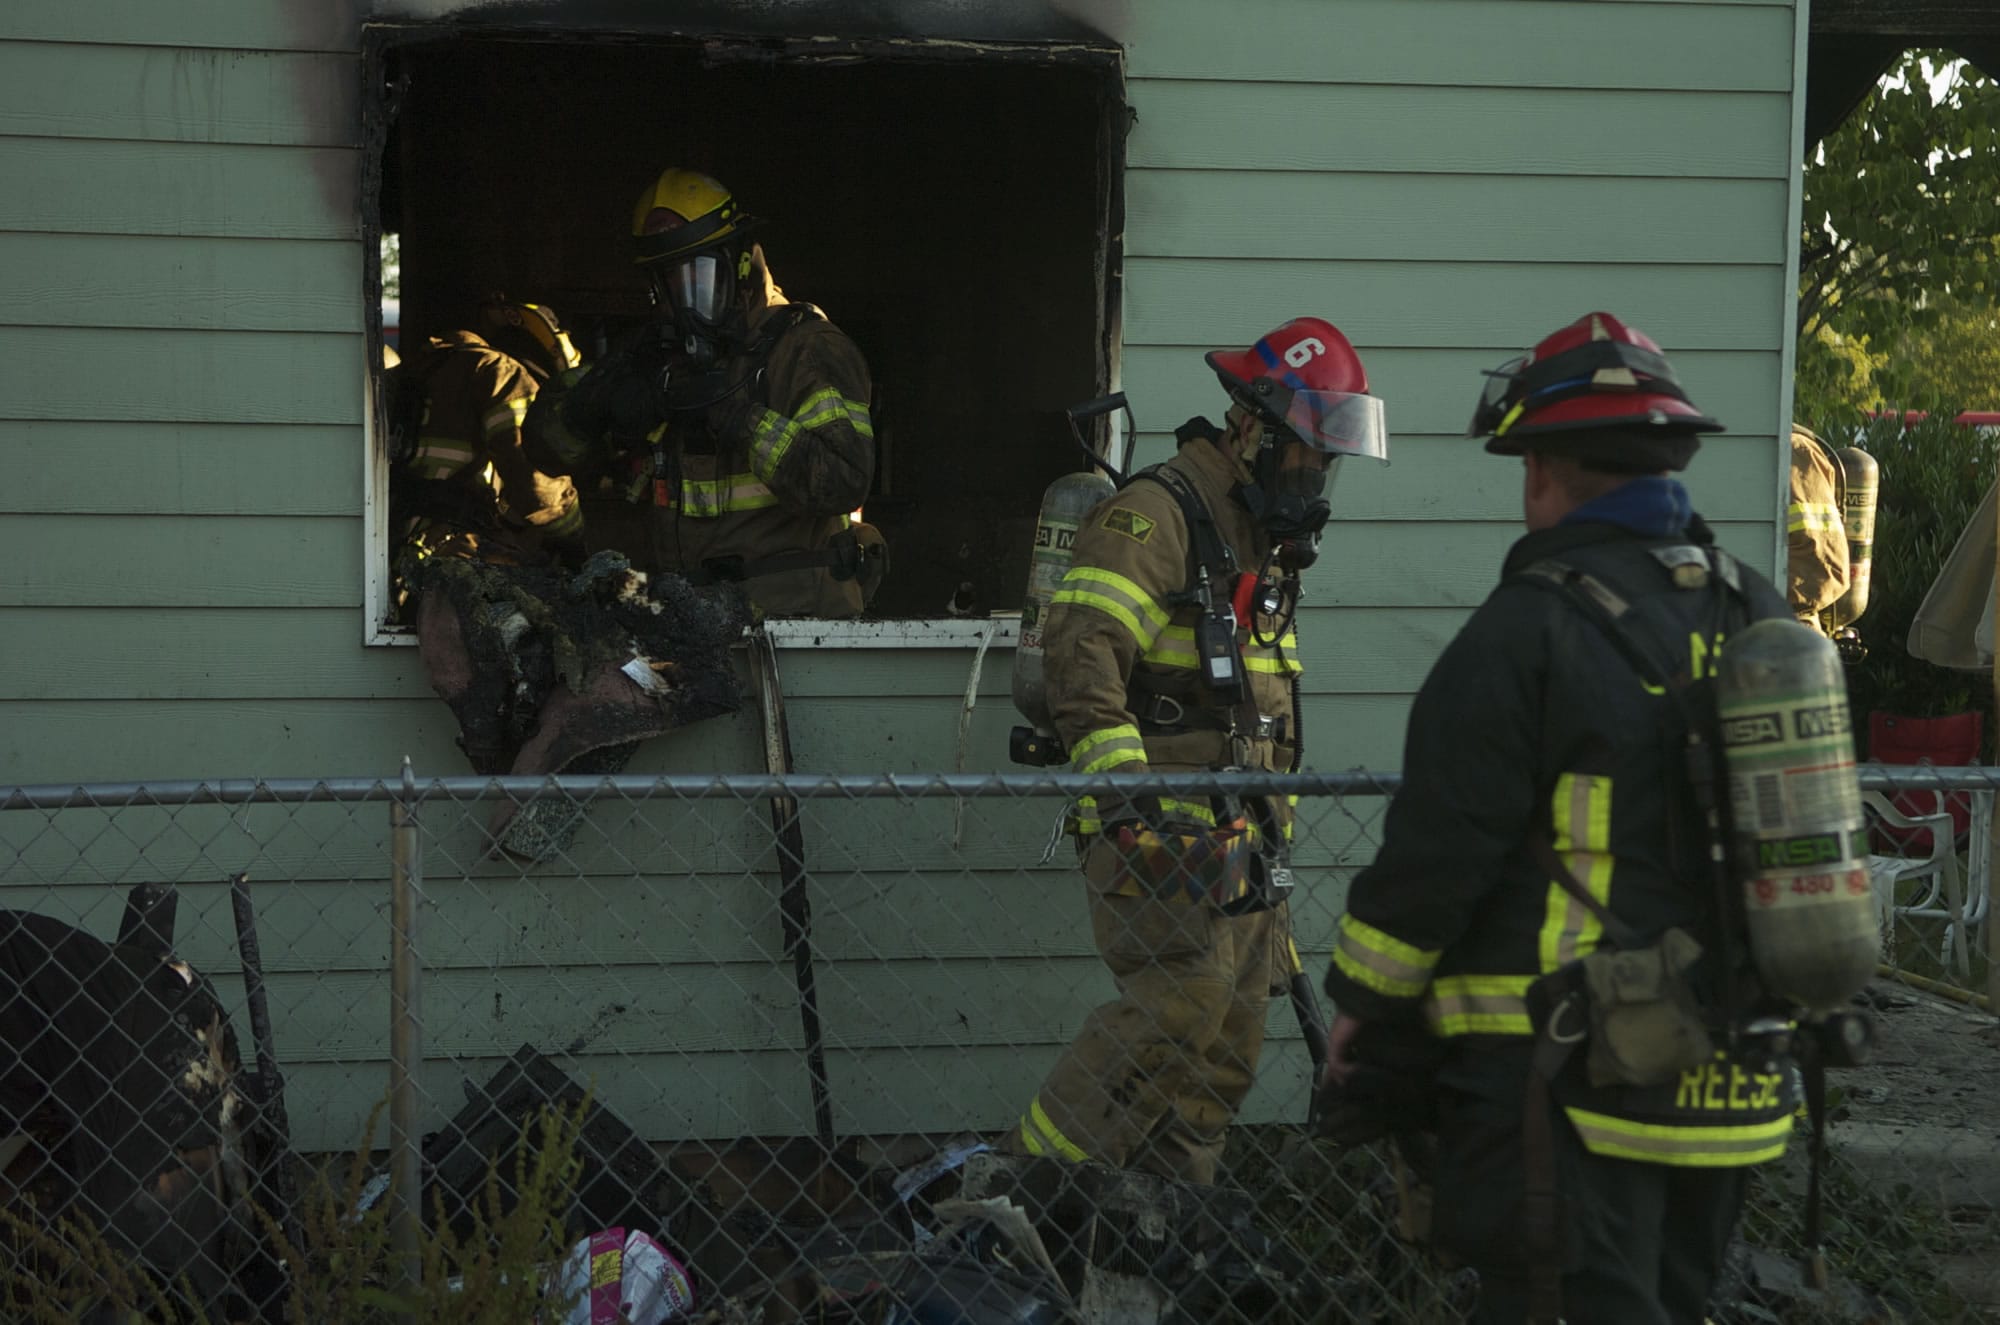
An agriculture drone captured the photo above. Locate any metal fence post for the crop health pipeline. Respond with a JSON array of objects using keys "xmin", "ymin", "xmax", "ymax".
[
  {"xmin": 1988, "ymin": 789, "xmax": 2000, "ymax": 1012},
  {"xmin": 388, "ymin": 758, "xmax": 425, "ymax": 1304}
]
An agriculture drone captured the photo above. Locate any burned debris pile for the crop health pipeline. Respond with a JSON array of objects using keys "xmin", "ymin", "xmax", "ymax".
[
  {"xmin": 401, "ymin": 1048, "xmax": 1334, "ymax": 1325},
  {"xmin": 0, "ymin": 898, "xmax": 280, "ymax": 1323},
  {"xmin": 412, "ymin": 551, "xmax": 753, "ymax": 780},
  {"xmin": 410, "ymin": 552, "xmax": 754, "ymax": 858}
]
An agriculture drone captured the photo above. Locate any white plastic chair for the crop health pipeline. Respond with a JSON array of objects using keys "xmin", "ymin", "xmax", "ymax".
[{"xmin": 1863, "ymin": 790, "xmax": 1990, "ymax": 976}]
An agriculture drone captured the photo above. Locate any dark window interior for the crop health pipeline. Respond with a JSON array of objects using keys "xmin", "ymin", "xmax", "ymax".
[{"xmin": 370, "ymin": 31, "xmax": 1123, "ymax": 621}]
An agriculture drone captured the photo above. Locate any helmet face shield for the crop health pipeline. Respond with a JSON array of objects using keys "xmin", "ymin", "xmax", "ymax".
[
  {"xmin": 1470, "ymin": 356, "xmax": 1529, "ymax": 437},
  {"xmin": 1278, "ymin": 389, "xmax": 1388, "ymax": 462},
  {"xmin": 650, "ymin": 253, "xmax": 731, "ymax": 328}
]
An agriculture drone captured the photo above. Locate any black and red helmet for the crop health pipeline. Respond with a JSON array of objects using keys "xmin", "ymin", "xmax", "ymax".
[
  {"xmin": 1206, "ymin": 317, "xmax": 1388, "ymax": 462},
  {"xmin": 1471, "ymin": 312, "xmax": 1721, "ymax": 468}
]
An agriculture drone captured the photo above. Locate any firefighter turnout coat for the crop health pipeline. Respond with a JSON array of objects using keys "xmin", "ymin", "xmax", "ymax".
[
  {"xmin": 1010, "ymin": 435, "xmax": 1302, "ymax": 1184},
  {"xmin": 654, "ymin": 309, "xmax": 875, "ymax": 616},
  {"xmin": 1325, "ymin": 484, "xmax": 1800, "ymax": 1171},
  {"xmin": 1047, "ymin": 438, "xmax": 1301, "ymax": 832},
  {"xmin": 398, "ymin": 331, "xmax": 582, "ymax": 560},
  {"xmin": 545, "ymin": 252, "xmax": 877, "ymax": 617},
  {"xmin": 1787, "ymin": 426, "xmax": 1850, "ymax": 628}
]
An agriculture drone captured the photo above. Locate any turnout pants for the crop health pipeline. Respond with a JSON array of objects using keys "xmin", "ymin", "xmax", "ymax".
[
  {"xmin": 1432, "ymin": 1076, "xmax": 1748, "ymax": 1325},
  {"xmin": 1009, "ymin": 836, "xmax": 1283, "ymax": 1185}
]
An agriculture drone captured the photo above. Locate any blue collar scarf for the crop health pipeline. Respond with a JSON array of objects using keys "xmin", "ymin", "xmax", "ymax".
[{"xmin": 1560, "ymin": 476, "xmax": 1692, "ymax": 539}]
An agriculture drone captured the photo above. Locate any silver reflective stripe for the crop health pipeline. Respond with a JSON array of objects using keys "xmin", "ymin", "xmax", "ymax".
[{"xmin": 1424, "ymin": 974, "xmax": 1532, "ymax": 1036}]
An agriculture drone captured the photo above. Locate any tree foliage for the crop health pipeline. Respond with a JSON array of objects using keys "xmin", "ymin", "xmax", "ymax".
[
  {"xmin": 1798, "ymin": 52, "xmax": 2000, "ymax": 407},
  {"xmin": 1897, "ymin": 288, "xmax": 2000, "ymax": 408}
]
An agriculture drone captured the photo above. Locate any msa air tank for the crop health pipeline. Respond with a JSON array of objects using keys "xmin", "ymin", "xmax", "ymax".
[
  {"xmin": 1011, "ymin": 469, "xmax": 1117, "ymax": 737},
  {"xmin": 1824, "ymin": 447, "xmax": 1879, "ymax": 630},
  {"xmin": 1715, "ymin": 618, "xmax": 1877, "ymax": 1012}
]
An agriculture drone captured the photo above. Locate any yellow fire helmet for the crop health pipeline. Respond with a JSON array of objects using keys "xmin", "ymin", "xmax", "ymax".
[
  {"xmin": 630, "ymin": 168, "xmax": 757, "ymax": 266},
  {"xmin": 480, "ymin": 299, "xmax": 581, "ymax": 381}
]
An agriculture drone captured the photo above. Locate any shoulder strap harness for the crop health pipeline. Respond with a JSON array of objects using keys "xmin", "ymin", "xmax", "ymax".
[{"xmin": 1505, "ymin": 540, "xmax": 1774, "ymax": 1325}]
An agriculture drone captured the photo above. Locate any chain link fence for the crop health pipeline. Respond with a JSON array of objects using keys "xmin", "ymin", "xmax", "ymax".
[{"xmin": 0, "ymin": 765, "xmax": 1993, "ymax": 1322}]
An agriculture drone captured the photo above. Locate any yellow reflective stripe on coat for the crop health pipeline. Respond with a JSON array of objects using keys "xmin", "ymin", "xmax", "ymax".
[
  {"xmin": 1141, "ymin": 626, "xmax": 1303, "ymax": 675},
  {"xmin": 1563, "ymin": 1107, "xmax": 1791, "ymax": 1167},
  {"xmin": 1786, "ymin": 500, "xmax": 1844, "ymax": 536},
  {"xmin": 1068, "ymin": 718, "xmax": 1143, "ymax": 831},
  {"xmin": 1142, "ymin": 626, "xmax": 1200, "ymax": 670},
  {"xmin": 748, "ymin": 388, "xmax": 875, "ymax": 480},
  {"xmin": 1539, "ymin": 773, "xmax": 1613, "ymax": 972},
  {"xmin": 1332, "ymin": 913, "xmax": 1441, "ymax": 999},
  {"xmin": 410, "ymin": 437, "xmax": 479, "ymax": 478},
  {"xmin": 671, "ymin": 471, "xmax": 781, "ymax": 517},
  {"xmin": 1073, "ymin": 797, "xmax": 1220, "ymax": 837},
  {"xmin": 1071, "ymin": 724, "xmax": 1146, "ymax": 775},
  {"xmin": 1246, "ymin": 634, "xmax": 1304, "ymax": 675},
  {"xmin": 1017, "ymin": 1097, "xmax": 1089, "ymax": 1161},
  {"xmin": 1158, "ymin": 798, "xmax": 1216, "ymax": 826},
  {"xmin": 1052, "ymin": 567, "xmax": 1171, "ymax": 648},
  {"xmin": 481, "ymin": 395, "xmax": 530, "ymax": 441},
  {"xmin": 541, "ymin": 501, "xmax": 584, "ymax": 538},
  {"xmin": 1425, "ymin": 973, "xmax": 1533, "ymax": 1036}
]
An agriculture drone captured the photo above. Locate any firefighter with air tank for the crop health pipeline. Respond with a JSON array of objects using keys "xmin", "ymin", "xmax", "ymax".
[
  {"xmin": 1787, "ymin": 425, "xmax": 1851, "ymax": 628},
  {"xmin": 1789, "ymin": 422, "xmax": 1878, "ymax": 660},
  {"xmin": 1316, "ymin": 312, "xmax": 1876, "ymax": 1323},
  {"xmin": 1005, "ymin": 317, "xmax": 1389, "ymax": 1184}
]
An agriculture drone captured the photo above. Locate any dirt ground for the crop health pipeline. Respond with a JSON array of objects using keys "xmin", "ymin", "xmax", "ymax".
[
  {"xmin": 1827, "ymin": 977, "xmax": 2000, "ymax": 1315},
  {"xmin": 1840, "ymin": 978, "xmax": 2000, "ymax": 1191}
]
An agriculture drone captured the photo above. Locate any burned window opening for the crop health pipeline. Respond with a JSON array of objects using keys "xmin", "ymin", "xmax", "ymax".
[{"xmin": 361, "ymin": 24, "xmax": 1125, "ymax": 634}]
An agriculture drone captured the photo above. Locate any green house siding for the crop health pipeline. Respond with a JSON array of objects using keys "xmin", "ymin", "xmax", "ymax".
[{"xmin": 0, "ymin": 0, "xmax": 1803, "ymax": 1150}]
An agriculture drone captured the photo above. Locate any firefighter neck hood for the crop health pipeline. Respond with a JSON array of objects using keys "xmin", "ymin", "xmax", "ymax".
[{"xmin": 1560, "ymin": 475, "xmax": 1693, "ymax": 538}]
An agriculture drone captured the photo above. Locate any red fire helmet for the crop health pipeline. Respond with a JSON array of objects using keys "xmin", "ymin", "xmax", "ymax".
[
  {"xmin": 1206, "ymin": 317, "xmax": 1388, "ymax": 462},
  {"xmin": 1471, "ymin": 311, "xmax": 1722, "ymax": 457}
]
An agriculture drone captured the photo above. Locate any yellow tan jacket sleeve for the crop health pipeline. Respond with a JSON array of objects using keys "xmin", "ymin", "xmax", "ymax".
[
  {"xmin": 742, "ymin": 320, "xmax": 875, "ymax": 518},
  {"xmin": 1042, "ymin": 480, "xmax": 1191, "ymax": 828}
]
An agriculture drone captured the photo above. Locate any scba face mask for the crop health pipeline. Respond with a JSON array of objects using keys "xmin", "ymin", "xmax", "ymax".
[
  {"xmin": 1233, "ymin": 424, "xmax": 1337, "ymax": 569},
  {"xmin": 645, "ymin": 248, "xmax": 741, "ymax": 365}
]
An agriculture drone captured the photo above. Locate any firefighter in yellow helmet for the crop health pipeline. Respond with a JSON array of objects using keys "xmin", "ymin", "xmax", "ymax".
[
  {"xmin": 529, "ymin": 169, "xmax": 882, "ymax": 616},
  {"xmin": 388, "ymin": 299, "xmax": 584, "ymax": 574}
]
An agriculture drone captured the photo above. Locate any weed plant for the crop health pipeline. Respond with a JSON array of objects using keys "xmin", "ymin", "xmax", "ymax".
[{"xmin": 0, "ymin": 1097, "xmax": 591, "ymax": 1324}]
